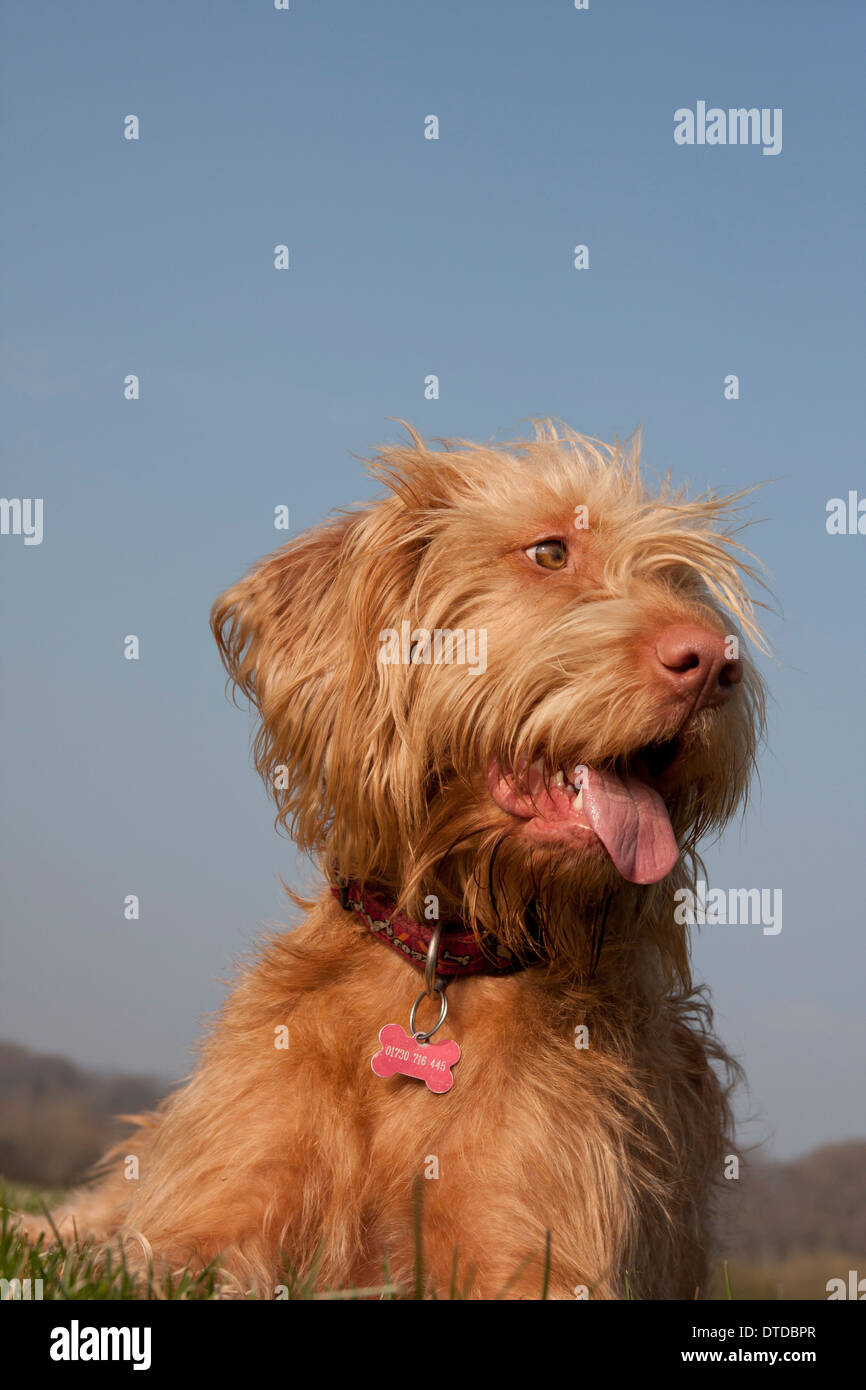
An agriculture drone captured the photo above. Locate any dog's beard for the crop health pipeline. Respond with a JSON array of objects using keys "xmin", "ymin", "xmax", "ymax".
[
  {"xmin": 386, "ymin": 783, "xmax": 636, "ymax": 968},
  {"xmin": 379, "ymin": 699, "xmax": 756, "ymax": 984}
]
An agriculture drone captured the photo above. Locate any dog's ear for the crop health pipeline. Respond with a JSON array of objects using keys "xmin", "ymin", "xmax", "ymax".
[
  {"xmin": 210, "ymin": 429, "xmax": 486, "ymax": 881},
  {"xmin": 211, "ymin": 515, "xmax": 352, "ymax": 850},
  {"xmin": 212, "ymin": 516, "xmax": 349, "ymax": 715},
  {"xmin": 211, "ymin": 501, "xmax": 425, "ymax": 876}
]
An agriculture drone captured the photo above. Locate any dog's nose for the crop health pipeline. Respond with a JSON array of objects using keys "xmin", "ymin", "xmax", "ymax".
[{"xmin": 654, "ymin": 624, "xmax": 742, "ymax": 709}]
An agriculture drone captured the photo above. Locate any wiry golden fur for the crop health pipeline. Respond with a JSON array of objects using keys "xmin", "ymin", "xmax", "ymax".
[{"xmin": 28, "ymin": 424, "xmax": 767, "ymax": 1298}]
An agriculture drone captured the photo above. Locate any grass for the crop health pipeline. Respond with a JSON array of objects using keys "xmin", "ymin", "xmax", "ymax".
[
  {"xmin": 0, "ymin": 1178, "xmax": 551, "ymax": 1301},
  {"xmin": 711, "ymin": 1253, "xmax": 861, "ymax": 1302},
  {"xmin": 0, "ymin": 1180, "xmax": 846, "ymax": 1301},
  {"xmin": 0, "ymin": 1203, "xmax": 219, "ymax": 1301}
]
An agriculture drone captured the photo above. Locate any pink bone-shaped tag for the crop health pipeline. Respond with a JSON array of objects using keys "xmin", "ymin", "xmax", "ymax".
[{"xmin": 371, "ymin": 1023, "xmax": 461, "ymax": 1094}]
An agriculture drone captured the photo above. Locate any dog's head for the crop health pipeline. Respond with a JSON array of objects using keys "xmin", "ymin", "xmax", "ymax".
[{"xmin": 213, "ymin": 424, "xmax": 766, "ymax": 979}]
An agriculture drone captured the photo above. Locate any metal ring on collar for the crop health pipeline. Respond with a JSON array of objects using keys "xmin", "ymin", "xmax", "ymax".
[
  {"xmin": 424, "ymin": 920, "xmax": 444, "ymax": 997},
  {"xmin": 409, "ymin": 985, "xmax": 448, "ymax": 1043}
]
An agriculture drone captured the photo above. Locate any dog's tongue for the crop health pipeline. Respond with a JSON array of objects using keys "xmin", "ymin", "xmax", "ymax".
[{"xmin": 581, "ymin": 766, "xmax": 679, "ymax": 885}]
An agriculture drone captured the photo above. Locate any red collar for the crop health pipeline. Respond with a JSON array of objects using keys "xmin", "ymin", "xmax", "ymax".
[{"xmin": 331, "ymin": 881, "xmax": 527, "ymax": 977}]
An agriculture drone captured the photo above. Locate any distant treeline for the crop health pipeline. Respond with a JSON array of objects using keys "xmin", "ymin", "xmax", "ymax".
[
  {"xmin": 718, "ymin": 1139, "xmax": 866, "ymax": 1261},
  {"xmin": 0, "ymin": 1040, "xmax": 166, "ymax": 1188}
]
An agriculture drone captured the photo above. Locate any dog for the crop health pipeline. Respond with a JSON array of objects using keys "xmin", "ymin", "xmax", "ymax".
[{"xmin": 30, "ymin": 423, "xmax": 766, "ymax": 1298}]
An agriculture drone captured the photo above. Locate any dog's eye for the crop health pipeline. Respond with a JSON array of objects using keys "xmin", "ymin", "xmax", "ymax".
[{"xmin": 527, "ymin": 539, "xmax": 567, "ymax": 571}]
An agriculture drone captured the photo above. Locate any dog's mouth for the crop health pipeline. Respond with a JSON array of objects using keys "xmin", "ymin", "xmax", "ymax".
[{"xmin": 487, "ymin": 736, "xmax": 684, "ymax": 885}]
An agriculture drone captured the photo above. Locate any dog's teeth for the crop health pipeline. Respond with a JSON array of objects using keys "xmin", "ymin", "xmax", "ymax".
[
  {"xmin": 553, "ymin": 770, "xmax": 565, "ymax": 787},
  {"xmin": 573, "ymin": 786, "xmax": 583, "ymax": 810}
]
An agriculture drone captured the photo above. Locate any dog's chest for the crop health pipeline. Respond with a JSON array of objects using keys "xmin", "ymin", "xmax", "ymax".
[{"xmin": 364, "ymin": 975, "xmax": 626, "ymax": 1175}]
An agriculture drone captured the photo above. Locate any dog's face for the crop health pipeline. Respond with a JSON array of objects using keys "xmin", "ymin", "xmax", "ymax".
[{"xmin": 213, "ymin": 425, "xmax": 766, "ymax": 971}]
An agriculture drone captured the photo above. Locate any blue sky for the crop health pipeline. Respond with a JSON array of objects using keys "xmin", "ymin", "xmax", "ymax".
[{"xmin": 1, "ymin": 0, "xmax": 863, "ymax": 1158}]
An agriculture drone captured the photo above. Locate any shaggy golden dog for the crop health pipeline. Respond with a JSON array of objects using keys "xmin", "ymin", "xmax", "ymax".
[{"xmin": 33, "ymin": 424, "xmax": 766, "ymax": 1298}]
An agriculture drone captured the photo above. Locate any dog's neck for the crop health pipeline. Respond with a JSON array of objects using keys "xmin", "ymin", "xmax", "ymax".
[{"xmin": 331, "ymin": 880, "xmax": 542, "ymax": 977}]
